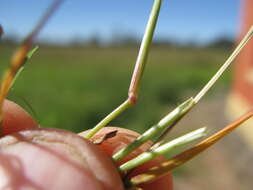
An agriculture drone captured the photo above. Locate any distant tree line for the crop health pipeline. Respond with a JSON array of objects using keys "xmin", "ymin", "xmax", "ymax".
[{"xmin": 0, "ymin": 32, "xmax": 234, "ymax": 49}]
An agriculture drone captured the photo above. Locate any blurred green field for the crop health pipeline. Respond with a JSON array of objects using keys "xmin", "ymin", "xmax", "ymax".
[{"xmin": 0, "ymin": 44, "xmax": 231, "ymax": 133}]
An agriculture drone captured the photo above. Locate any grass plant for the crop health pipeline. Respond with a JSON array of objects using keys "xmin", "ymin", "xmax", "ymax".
[{"xmin": 1, "ymin": 0, "xmax": 253, "ymax": 189}]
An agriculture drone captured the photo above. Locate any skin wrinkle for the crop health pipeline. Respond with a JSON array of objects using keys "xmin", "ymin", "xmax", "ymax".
[
  {"xmin": 0, "ymin": 154, "xmax": 44, "ymax": 190},
  {"xmin": 28, "ymin": 129, "xmax": 123, "ymax": 189},
  {"xmin": 83, "ymin": 143, "xmax": 113, "ymax": 189},
  {"xmin": 1, "ymin": 127, "xmax": 173, "ymax": 189},
  {"xmin": 1, "ymin": 129, "xmax": 95, "ymax": 168},
  {"xmin": 31, "ymin": 136, "xmax": 88, "ymax": 168},
  {"xmin": 13, "ymin": 143, "xmax": 102, "ymax": 190},
  {"xmin": 1, "ymin": 143, "xmax": 95, "ymax": 189},
  {"xmin": 0, "ymin": 129, "xmax": 123, "ymax": 190}
]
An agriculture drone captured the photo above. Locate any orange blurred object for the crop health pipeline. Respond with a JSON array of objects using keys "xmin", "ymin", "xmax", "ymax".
[
  {"xmin": 227, "ymin": 0, "xmax": 253, "ymax": 146},
  {"xmin": 233, "ymin": 0, "xmax": 253, "ymax": 105}
]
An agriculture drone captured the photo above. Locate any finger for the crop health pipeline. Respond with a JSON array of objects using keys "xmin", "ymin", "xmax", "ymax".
[
  {"xmin": 79, "ymin": 127, "xmax": 173, "ymax": 190},
  {"xmin": 1, "ymin": 99, "xmax": 38, "ymax": 136},
  {"xmin": 0, "ymin": 128, "xmax": 124, "ymax": 190}
]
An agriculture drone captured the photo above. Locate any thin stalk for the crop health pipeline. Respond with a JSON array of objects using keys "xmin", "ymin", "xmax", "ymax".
[
  {"xmin": 25, "ymin": 0, "xmax": 64, "ymax": 44},
  {"xmin": 112, "ymin": 98, "xmax": 195, "ymax": 162},
  {"xmin": 10, "ymin": 46, "xmax": 39, "ymax": 89},
  {"xmin": 128, "ymin": 0, "xmax": 162, "ymax": 100},
  {"xmin": 151, "ymin": 25, "xmax": 253, "ymax": 146},
  {"xmin": 115, "ymin": 25, "xmax": 253, "ymax": 162},
  {"xmin": 194, "ymin": 25, "xmax": 253, "ymax": 103},
  {"xmin": 11, "ymin": 93, "xmax": 40, "ymax": 124},
  {"xmin": 86, "ymin": 0, "xmax": 163, "ymax": 139},
  {"xmin": 0, "ymin": 0, "xmax": 63, "ymax": 134},
  {"xmin": 127, "ymin": 110, "xmax": 253, "ymax": 187},
  {"xmin": 84, "ymin": 99, "xmax": 132, "ymax": 139},
  {"xmin": 119, "ymin": 127, "xmax": 206, "ymax": 173}
]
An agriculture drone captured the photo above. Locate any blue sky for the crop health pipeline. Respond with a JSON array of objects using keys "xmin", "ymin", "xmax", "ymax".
[{"xmin": 0, "ymin": 0, "xmax": 241, "ymax": 44}]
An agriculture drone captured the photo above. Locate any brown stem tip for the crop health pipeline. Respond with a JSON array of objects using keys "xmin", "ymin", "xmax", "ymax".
[{"xmin": 129, "ymin": 109, "xmax": 253, "ymax": 186}]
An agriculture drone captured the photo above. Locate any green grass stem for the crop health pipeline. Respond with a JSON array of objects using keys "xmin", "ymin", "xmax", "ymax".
[
  {"xmin": 112, "ymin": 98, "xmax": 195, "ymax": 162},
  {"xmin": 84, "ymin": 99, "xmax": 132, "ymax": 139},
  {"xmin": 11, "ymin": 46, "xmax": 39, "ymax": 89},
  {"xmin": 119, "ymin": 127, "xmax": 206, "ymax": 173},
  {"xmin": 128, "ymin": 0, "xmax": 162, "ymax": 98},
  {"xmin": 0, "ymin": 0, "xmax": 63, "ymax": 135},
  {"xmin": 86, "ymin": 0, "xmax": 163, "ymax": 139},
  {"xmin": 127, "ymin": 110, "xmax": 253, "ymax": 188},
  {"xmin": 152, "ymin": 25, "xmax": 253, "ymax": 148},
  {"xmin": 194, "ymin": 25, "xmax": 253, "ymax": 103}
]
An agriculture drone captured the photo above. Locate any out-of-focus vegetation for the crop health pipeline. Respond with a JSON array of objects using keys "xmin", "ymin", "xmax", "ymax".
[{"xmin": 0, "ymin": 41, "xmax": 232, "ymax": 133}]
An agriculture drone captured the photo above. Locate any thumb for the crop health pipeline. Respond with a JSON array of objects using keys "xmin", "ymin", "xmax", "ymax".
[{"xmin": 0, "ymin": 129, "xmax": 124, "ymax": 190}]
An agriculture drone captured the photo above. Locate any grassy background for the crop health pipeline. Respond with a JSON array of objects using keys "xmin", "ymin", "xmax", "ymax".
[
  {"xmin": 6, "ymin": 44, "xmax": 253, "ymax": 190},
  {"xmin": 0, "ymin": 44, "xmax": 231, "ymax": 133}
]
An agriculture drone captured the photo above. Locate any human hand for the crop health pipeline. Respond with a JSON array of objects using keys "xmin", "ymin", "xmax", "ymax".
[{"xmin": 0, "ymin": 100, "xmax": 173, "ymax": 190}]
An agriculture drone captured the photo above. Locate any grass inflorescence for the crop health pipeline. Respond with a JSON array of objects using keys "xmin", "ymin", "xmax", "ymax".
[{"xmin": 1, "ymin": 0, "xmax": 253, "ymax": 189}]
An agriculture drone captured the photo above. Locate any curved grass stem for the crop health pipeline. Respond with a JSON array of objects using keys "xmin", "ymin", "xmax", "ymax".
[
  {"xmin": 0, "ymin": 0, "xmax": 63, "ymax": 134},
  {"xmin": 86, "ymin": 0, "xmax": 163, "ymax": 139},
  {"xmin": 119, "ymin": 127, "xmax": 206, "ymax": 173},
  {"xmin": 194, "ymin": 25, "xmax": 253, "ymax": 103},
  {"xmin": 127, "ymin": 110, "xmax": 253, "ymax": 187},
  {"xmin": 152, "ymin": 25, "xmax": 253, "ymax": 147},
  {"xmin": 112, "ymin": 98, "xmax": 195, "ymax": 162},
  {"xmin": 114, "ymin": 25, "xmax": 253, "ymax": 163},
  {"xmin": 10, "ymin": 46, "xmax": 39, "ymax": 89},
  {"xmin": 84, "ymin": 99, "xmax": 132, "ymax": 139}
]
